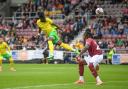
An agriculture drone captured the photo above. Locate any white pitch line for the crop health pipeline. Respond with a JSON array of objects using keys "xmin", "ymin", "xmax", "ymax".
[
  {"xmin": 4, "ymin": 83, "xmax": 72, "ymax": 89},
  {"xmin": 3, "ymin": 81, "xmax": 128, "ymax": 89},
  {"xmin": 18, "ymin": 67, "xmax": 76, "ymax": 70}
]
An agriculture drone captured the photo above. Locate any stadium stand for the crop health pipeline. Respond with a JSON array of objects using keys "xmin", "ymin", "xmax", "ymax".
[
  {"xmin": 90, "ymin": 0, "xmax": 128, "ymax": 49},
  {"xmin": 0, "ymin": 0, "xmax": 127, "ymax": 50},
  {"xmin": 69, "ymin": 0, "xmax": 128, "ymax": 49},
  {"xmin": 0, "ymin": 0, "xmax": 85, "ymax": 50}
]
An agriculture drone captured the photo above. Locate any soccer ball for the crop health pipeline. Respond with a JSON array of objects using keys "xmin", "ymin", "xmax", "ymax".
[{"xmin": 95, "ymin": 7, "xmax": 104, "ymax": 15}]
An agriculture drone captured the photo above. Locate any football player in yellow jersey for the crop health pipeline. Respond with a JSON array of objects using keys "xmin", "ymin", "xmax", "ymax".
[
  {"xmin": 37, "ymin": 12, "xmax": 79, "ymax": 60},
  {"xmin": 0, "ymin": 36, "xmax": 16, "ymax": 71}
]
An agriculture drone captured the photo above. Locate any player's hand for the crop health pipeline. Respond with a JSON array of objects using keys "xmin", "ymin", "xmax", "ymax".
[
  {"xmin": 76, "ymin": 56, "xmax": 82, "ymax": 63},
  {"xmin": 37, "ymin": 33, "xmax": 41, "ymax": 37},
  {"xmin": 7, "ymin": 51, "xmax": 11, "ymax": 55},
  {"xmin": 58, "ymin": 29, "xmax": 63, "ymax": 34}
]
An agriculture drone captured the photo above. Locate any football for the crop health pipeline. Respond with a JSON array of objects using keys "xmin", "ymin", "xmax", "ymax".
[{"xmin": 95, "ymin": 7, "xmax": 104, "ymax": 15}]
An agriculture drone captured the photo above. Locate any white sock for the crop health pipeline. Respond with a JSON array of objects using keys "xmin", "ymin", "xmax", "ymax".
[
  {"xmin": 96, "ymin": 76, "xmax": 101, "ymax": 82},
  {"xmin": 79, "ymin": 76, "xmax": 84, "ymax": 81}
]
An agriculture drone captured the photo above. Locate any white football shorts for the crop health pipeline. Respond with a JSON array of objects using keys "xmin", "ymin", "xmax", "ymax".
[{"xmin": 84, "ymin": 54, "xmax": 103, "ymax": 68}]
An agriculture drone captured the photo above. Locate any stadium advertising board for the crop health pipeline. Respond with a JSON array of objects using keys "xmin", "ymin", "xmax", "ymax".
[
  {"xmin": 11, "ymin": 50, "xmax": 63, "ymax": 60},
  {"xmin": 112, "ymin": 54, "xmax": 120, "ymax": 64},
  {"xmin": 112, "ymin": 54, "xmax": 128, "ymax": 64},
  {"xmin": 18, "ymin": 50, "xmax": 28, "ymax": 61},
  {"xmin": 27, "ymin": 50, "xmax": 44, "ymax": 59},
  {"xmin": 34, "ymin": 50, "xmax": 44, "ymax": 59},
  {"xmin": 11, "ymin": 50, "xmax": 18, "ymax": 60},
  {"xmin": 120, "ymin": 54, "xmax": 128, "ymax": 64},
  {"xmin": 54, "ymin": 50, "xmax": 63, "ymax": 60},
  {"xmin": 27, "ymin": 50, "xmax": 35, "ymax": 60}
]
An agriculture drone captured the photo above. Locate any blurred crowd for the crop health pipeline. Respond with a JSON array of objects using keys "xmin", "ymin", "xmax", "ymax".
[
  {"xmin": 0, "ymin": 0, "xmax": 86, "ymax": 50},
  {"xmin": 15, "ymin": 0, "xmax": 82, "ymax": 17},
  {"xmin": 0, "ymin": 0, "xmax": 127, "ymax": 50},
  {"xmin": 89, "ymin": 15, "xmax": 128, "ymax": 49}
]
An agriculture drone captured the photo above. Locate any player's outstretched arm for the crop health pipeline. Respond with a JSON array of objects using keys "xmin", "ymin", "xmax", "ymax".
[
  {"xmin": 78, "ymin": 44, "xmax": 89, "ymax": 57},
  {"xmin": 38, "ymin": 27, "xmax": 42, "ymax": 35},
  {"xmin": 4, "ymin": 42, "xmax": 11, "ymax": 52},
  {"xmin": 76, "ymin": 44, "xmax": 89, "ymax": 62},
  {"xmin": 76, "ymin": 44, "xmax": 89, "ymax": 63},
  {"xmin": 52, "ymin": 23, "xmax": 62, "ymax": 30}
]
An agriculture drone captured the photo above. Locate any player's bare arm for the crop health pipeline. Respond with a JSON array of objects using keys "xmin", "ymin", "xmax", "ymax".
[
  {"xmin": 52, "ymin": 23, "xmax": 62, "ymax": 30},
  {"xmin": 5, "ymin": 43, "xmax": 10, "ymax": 52},
  {"xmin": 38, "ymin": 27, "xmax": 42, "ymax": 34},
  {"xmin": 52, "ymin": 23, "xmax": 63, "ymax": 34},
  {"xmin": 76, "ymin": 44, "xmax": 89, "ymax": 62},
  {"xmin": 78, "ymin": 44, "xmax": 89, "ymax": 57}
]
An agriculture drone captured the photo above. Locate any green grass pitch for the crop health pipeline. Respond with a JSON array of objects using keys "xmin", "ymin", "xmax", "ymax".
[{"xmin": 0, "ymin": 64, "xmax": 128, "ymax": 89}]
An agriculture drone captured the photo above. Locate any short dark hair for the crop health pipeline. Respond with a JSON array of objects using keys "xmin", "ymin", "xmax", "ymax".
[
  {"xmin": 38, "ymin": 12, "xmax": 46, "ymax": 22},
  {"xmin": 0, "ymin": 35, "xmax": 3, "ymax": 38},
  {"xmin": 38, "ymin": 12, "xmax": 45, "ymax": 18},
  {"xmin": 84, "ymin": 28, "xmax": 92, "ymax": 37}
]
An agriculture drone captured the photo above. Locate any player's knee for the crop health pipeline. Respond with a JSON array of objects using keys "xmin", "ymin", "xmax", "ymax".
[
  {"xmin": 88, "ymin": 63, "xmax": 94, "ymax": 70},
  {"xmin": 9, "ymin": 58, "xmax": 13, "ymax": 63},
  {"xmin": 48, "ymin": 39, "xmax": 53, "ymax": 45},
  {"xmin": 48, "ymin": 37, "xmax": 53, "ymax": 41},
  {"xmin": 57, "ymin": 40, "xmax": 62, "ymax": 45},
  {"xmin": 9, "ymin": 60, "xmax": 13, "ymax": 63},
  {"xmin": 0, "ymin": 58, "xmax": 2, "ymax": 63}
]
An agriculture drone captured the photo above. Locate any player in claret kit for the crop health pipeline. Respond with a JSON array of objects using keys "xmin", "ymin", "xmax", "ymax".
[
  {"xmin": 75, "ymin": 29, "xmax": 103, "ymax": 85},
  {"xmin": 0, "ymin": 36, "xmax": 16, "ymax": 72}
]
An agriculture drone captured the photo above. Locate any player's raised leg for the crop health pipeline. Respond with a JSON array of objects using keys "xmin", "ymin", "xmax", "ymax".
[
  {"xmin": 47, "ymin": 29, "xmax": 80, "ymax": 60},
  {"xmin": 57, "ymin": 41, "xmax": 79, "ymax": 54}
]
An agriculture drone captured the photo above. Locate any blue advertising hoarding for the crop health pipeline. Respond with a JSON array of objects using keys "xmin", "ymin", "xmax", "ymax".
[{"xmin": 112, "ymin": 54, "xmax": 120, "ymax": 64}]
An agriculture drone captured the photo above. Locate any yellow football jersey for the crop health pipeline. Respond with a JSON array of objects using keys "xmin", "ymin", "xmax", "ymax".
[
  {"xmin": 36, "ymin": 17, "xmax": 54, "ymax": 36},
  {"xmin": 0, "ymin": 42, "xmax": 10, "ymax": 54}
]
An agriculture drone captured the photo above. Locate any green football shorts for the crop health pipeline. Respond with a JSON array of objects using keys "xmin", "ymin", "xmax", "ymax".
[
  {"xmin": 49, "ymin": 28, "xmax": 60, "ymax": 44},
  {"xmin": 0, "ymin": 52, "xmax": 11, "ymax": 60}
]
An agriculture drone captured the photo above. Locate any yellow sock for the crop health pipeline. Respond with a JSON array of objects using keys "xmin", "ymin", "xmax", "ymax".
[
  {"xmin": 9, "ymin": 57, "xmax": 14, "ymax": 68},
  {"xmin": 48, "ymin": 40, "xmax": 54, "ymax": 55},
  {"xmin": 60, "ymin": 43, "xmax": 74, "ymax": 51},
  {"xmin": 0, "ymin": 59, "xmax": 2, "ymax": 66}
]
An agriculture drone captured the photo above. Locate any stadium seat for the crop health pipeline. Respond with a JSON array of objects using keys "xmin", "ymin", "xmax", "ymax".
[
  {"xmin": 117, "ymin": 35, "xmax": 122, "ymax": 39},
  {"xmin": 106, "ymin": 35, "xmax": 112, "ymax": 39},
  {"xmin": 112, "ymin": 35, "xmax": 118, "ymax": 39},
  {"xmin": 121, "ymin": 35, "xmax": 127, "ymax": 39}
]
